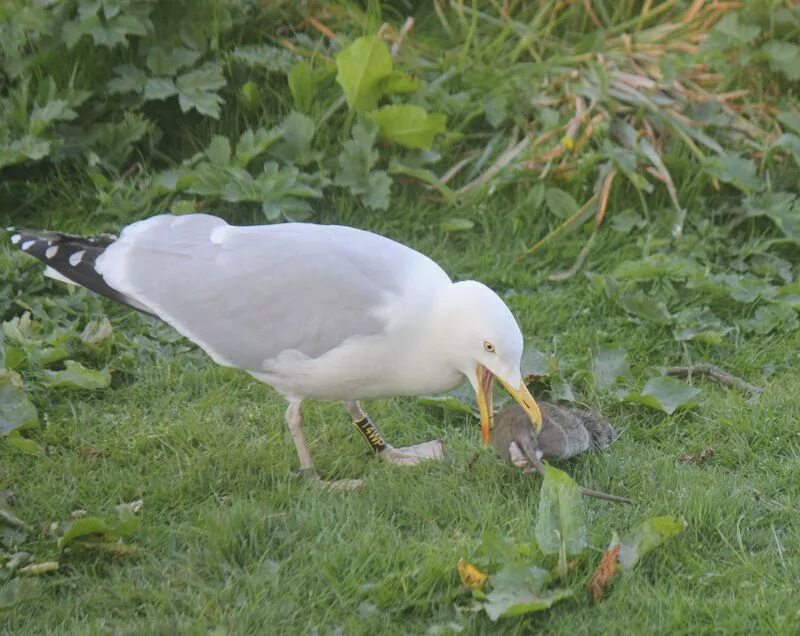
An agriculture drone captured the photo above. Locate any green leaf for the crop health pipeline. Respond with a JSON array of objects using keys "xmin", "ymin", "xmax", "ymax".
[
  {"xmin": 80, "ymin": 318, "xmax": 113, "ymax": 345},
  {"xmin": 6, "ymin": 430, "xmax": 43, "ymax": 456},
  {"xmin": 335, "ymin": 36, "xmax": 393, "ymax": 111},
  {"xmin": 143, "ymin": 77, "xmax": 177, "ymax": 101},
  {"xmin": 591, "ymin": 346, "xmax": 630, "ymax": 390},
  {"xmin": 368, "ymin": 104, "xmax": 446, "ymax": 150},
  {"xmin": 761, "ymin": 42, "xmax": 800, "ymax": 81},
  {"xmin": 83, "ymin": 114, "xmax": 150, "ymax": 167},
  {"xmin": 363, "ymin": 171, "xmax": 392, "ymax": 210},
  {"xmin": 2, "ymin": 312, "xmax": 37, "ymax": 344},
  {"xmin": 206, "ymin": 135, "xmax": 231, "ymax": 165},
  {"xmin": 711, "ymin": 13, "xmax": 760, "ymax": 45},
  {"xmin": 238, "ymin": 81, "xmax": 260, "ymax": 111},
  {"xmin": 31, "ymin": 345, "xmax": 69, "ymax": 368},
  {"xmin": 0, "ymin": 502, "xmax": 30, "ymax": 531},
  {"xmin": 776, "ymin": 283, "xmax": 800, "ymax": 306},
  {"xmin": 152, "ymin": 167, "xmax": 198, "ymax": 194},
  {"xmin": 380, "ymin": 71, "xmax": 420, "ymax": 94},
  {"xmin": 492, "ymin": 563, "xmax": 551, "ymax": 593},
  {"xmin": 229, "ymin": 45, "xmax": 298, "ymax": 73},
  {"xmin": 58, "ymin": 511, "xmax": 139, "ymax": 548},
  {"xmin": 544, "ymin": 188, "xmax": 578, "ymax": 218},
  {"xmin": 618, "ymin": 290, "xmax": 672, "ymax": 324},
  {"xmin": 705, "ymin": 154, "xmax": 760, "ymax": 194},
  {"xmin": 478, "ymin": 531, "xmax": 530, "ymax": 566},
  {"xmin": 387, "ymin": 158, "xmax": 456, "ymax": 205},
  {"xmin": 43, "ymin": 361, "xmax": 111, "ymax": 390},
  {"xmin": 288, "ymin": 61, "xmax": 314, "ymax": 113},
  {"xmin": 235, "ymin": 127, "xmax": 281, "ymax": 167},
  {"xmin": 604, "ymin": 144, "xmax": 653, "ymax": 192},
  {"xmin": 439, "ymin": 218, "xmax": 474, "ymax": 232},
  {"xmin": 672, "ymin": 307, "xmax": 731, "ymax": 345},
  {"xmin": 29, "ymin": 100, "xmax": 77, "ymax": 134},
  {"xmin": 623, "ymin": 376, "xmax": 700, "ymax": 414},
  {"xmin": 57, "ymin": 514, "xmax": 133, "ymax": 545},
  {"xmin": 484, "ymin": 94, "xmax": 508, "ymax": 128},
  {"xmin": 335, "ymin": 120, "xmax": 392, "ymax": 210},
  {"xmin": 777, "ymin": 110, "xmax": 800, "ymax": 135},
  {"xmin": 706, "ymin": 273, "xmax": 777, "ymax": 303},
  {"xmin": 618, "ymin": 516, "xmax": 686, "ymax": 570},
  {"xmin": 742, "ymin": 304, "xmax": 799, "ymax": 335},
  {"xmin": 743, "ymin": 191, "xmax": 800, "ymax": 242},
  {"xmin": 146, "ymin": 46, "xmax": 201, "ymax": 76},
  {"xmin": 62, "ymin": 11, "xmax": 151, "ymax": 49},
  {"xmin": 272, "ymin": 111, "xmax": 316, "ymax": 166},
  {"xmin": 774, "ymin": 133, "xmax": 800, "ymax": 163},
  {"xmin": 550, "ymin": 379, "xmax": 577, "ymax": 403},
  {"xmin": 521, "ymin": 344, "xmax": 553, "ymax": 380},
  {"xmin": 609, "ymin": 209, "xmax": 646, "ymax": 234},
  {"xmin": 204, "ymin": 162, "xmax": 326, "ymax": 221},
  {"xmin": 0, "ymin": 577, "xmax": 41, "ymax": 609},
  {"xmin": 535, "ymin": 464, "xmax": 587, "ymax": 557},
  {"xmin": 176, "ymin": 63, "xmax": 227, "ymax": 118},
  {"xmin": 58, "ymin": 516, "xmax": 111, "ymax": 548},
  {"xmin": 0, "ymin": 377, "xmax": 38, "ymax": 436},
  {"xmin": 484, "ymin": 583, "xmax": 571, "ymax": 621}
]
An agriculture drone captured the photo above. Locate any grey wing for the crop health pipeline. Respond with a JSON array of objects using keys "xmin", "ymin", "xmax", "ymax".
[{"xmin": 96, "ymin": 214, "xmax": 425, "ymax": 371}]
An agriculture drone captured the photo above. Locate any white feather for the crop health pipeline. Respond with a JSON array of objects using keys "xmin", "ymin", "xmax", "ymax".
[{"xmin": 44, "ymin": 266, "xmax": 77, "ymax": 285}]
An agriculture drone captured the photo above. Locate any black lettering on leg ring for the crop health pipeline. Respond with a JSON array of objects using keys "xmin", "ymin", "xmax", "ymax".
[{"xmin": 353, "ymin": 417, "xmax": 388, "ymax": 453}]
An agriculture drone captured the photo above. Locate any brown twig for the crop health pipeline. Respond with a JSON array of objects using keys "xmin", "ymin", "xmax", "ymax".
[
  {"xmin": 524, "ymin": 459, "xmax": 633, "ymax": 505},
  {"xmin": 665, "ymin": 364, "xmax": 762, "ymax": 396},
  {"xmin": 578, "ymin": 485, "xmax": 634, "ymax": 505}
]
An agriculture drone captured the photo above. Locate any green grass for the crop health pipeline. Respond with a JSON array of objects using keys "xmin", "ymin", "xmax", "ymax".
[
  {"xmin": 3, "ymin": 0, "xmax": 800, "ymax": 632},
  {"xmin": 2, "ymin": 205, "xmax": 800, "ymax": 633}
]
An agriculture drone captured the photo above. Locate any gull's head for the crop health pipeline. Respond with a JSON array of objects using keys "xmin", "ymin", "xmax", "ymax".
[{"xmin": 439, "ymin": 281, "xmax": 542, "ymax": 444}]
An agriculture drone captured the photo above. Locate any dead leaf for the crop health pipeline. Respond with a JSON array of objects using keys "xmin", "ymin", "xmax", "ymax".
[
  {"xmin": 71, "ymin": 540, "xmax": 138, "ymax": 557},
  {"xmin": 457, "ymin": 558, "xmax": 489, "ymax": 590},
  {"xmin": 587, "ymin": 543, "xmax": 620, "ymax": 601},
  {"xmin": 0, "ymin": 505, "xmax": 31, "ymax": 531},
  {"xmin": 81, "ymin": 447, "xmax": 111, "ymax": 460},
  {"xmin": 19, "ymin": 561, "xmax": 59, "ymax": 576},
  {"xmin": 115, "ymin": 499, "xmax": 143, "ymax": 516},
  {"xmin": 678, "ymin": 447, "xmax": 714, "ymax": 465}
]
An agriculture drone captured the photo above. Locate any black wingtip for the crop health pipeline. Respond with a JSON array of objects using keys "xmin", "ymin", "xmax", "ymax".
[{"xmin": 9, "ymin": 229, "xmax": 153, "ymax": 316}]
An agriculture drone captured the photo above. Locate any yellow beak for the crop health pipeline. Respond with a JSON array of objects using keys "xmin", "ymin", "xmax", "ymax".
[
  {"xmin": 475, "ymin": 364, "xmax": 495, "ymax": 444},
  {"xmin": 475, "ymin": 364, "xmax": 543, "ymax": 444},
  {"xmin": 498, "ymin": 376, "xmax": 543, "ymax": 435}
]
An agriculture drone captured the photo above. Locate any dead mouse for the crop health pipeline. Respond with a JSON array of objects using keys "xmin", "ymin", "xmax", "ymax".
[
  {"xmin": 492, "ymin": 402, "xmax": 630, "ymax": 504},
  {"xmin": 493, "ymin": 401, "xmax": 616, "ymax": 462}
]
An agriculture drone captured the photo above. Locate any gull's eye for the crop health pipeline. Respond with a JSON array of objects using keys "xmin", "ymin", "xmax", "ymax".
[{"xmin": 483, "ymin": 340, "xmax": 496, "ymax": 353}]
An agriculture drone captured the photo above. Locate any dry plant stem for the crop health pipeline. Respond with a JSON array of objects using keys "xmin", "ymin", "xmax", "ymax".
[
  {"xmin": 548, "ymin": 168, "xmax": 617, "ymax": 281},
  {"xmin": 665, "ymin": 364, "xmax": 762, "ymax": 396},
  {"xmin": 525, "ymin": 459, "xmax": 632, "ymax": 505},
  {"xmin": 578, "ymin": 485, "xmax": 634, "ymax": 505},
  {"xmin": 583, "ymin": 0, "xmax": 603, "ymax": 28},
  {"xmin": 306, "ymin": 17, "xmax": 336, "ymax": 40},
  {"xmin": 548, "ymin": 229, "xmax": 598, "ymax": 282},
  {"xmin": 519, "ymin": 194, "xmax": 598, "ymax": 259},
  {"xmin": 438, "ymin": 154, "xmax": 477, "ymax": 186},
  {"xmin": 456, "ymin": 135, "xmax": 530, "ymax": 196}
]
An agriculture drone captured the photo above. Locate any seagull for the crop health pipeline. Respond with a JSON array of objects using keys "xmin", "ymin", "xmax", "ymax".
[{"xmin": 8, "ymin": 214, "xmax": 543, "ymax": 488}]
